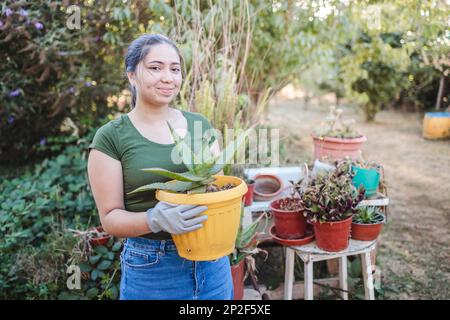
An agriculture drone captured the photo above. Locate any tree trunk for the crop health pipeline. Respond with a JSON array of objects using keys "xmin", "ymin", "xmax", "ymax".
[{"xmin": 435, "ymin": 76, "xmax": 445, "ymax": 110}]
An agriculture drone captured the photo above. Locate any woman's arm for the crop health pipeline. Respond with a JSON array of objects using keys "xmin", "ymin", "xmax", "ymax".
[{"xmin": 87, "ymin": 149, "xmax": 151, "ymax": 238}]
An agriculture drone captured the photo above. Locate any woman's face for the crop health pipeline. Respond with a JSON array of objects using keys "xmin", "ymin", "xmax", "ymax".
[{"xmin": 129, "ymin": 43, "xmax": 182, "ymax": 107}]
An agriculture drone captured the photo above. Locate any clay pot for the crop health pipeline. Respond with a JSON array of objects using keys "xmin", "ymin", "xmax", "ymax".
[
  {"xmin": 312, "ymin": 135, "xmax": 367, "ymax": 161},
  {"xmin": 269, "ymin": 197, "xmax": 306, "ymax": 239},
  {"xmin": 243, "ymin": 180, "xmax": 255, "ymax": 206},
  {"xmin": 89, "ymin": 227, "xmax": 112, "ymax": 247},
  {"xmin": 312, "ymin": 216, "xmax": 352, "ymax": 252},
  {"xmin": 253, "ymin": 174, "xmax": 283, "ymax": 201},
  {"xmin": 351, "ymin": 213, "xmax": 385, "ymax": 241},
  {"xmin": 231, "ymin": 259, "xmax": 245, "ymax": 300}
]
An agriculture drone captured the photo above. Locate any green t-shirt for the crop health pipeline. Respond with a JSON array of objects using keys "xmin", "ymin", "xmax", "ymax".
[{"xmin": 88, "ymin": 110, "xmax": 216, "ymax": 240}]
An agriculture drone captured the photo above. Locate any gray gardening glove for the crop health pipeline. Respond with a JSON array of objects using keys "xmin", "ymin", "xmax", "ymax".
[{"xmin": 146, "ymin": 201, "xmax": 208, "ymax": 235}]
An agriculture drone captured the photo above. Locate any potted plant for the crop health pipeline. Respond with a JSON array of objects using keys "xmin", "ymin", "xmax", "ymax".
[
  {"xmin": 243, "ymin": 174, "xmax": 255, "ymax": 207},
  {"xmin": 350, "ymin": 157, "xmax": 382, "ymax": 198},
  {"xmin": 300, "ymin": 162, "xmax": 365, "ymax": 252},
  {"xmin": 270, "ymin": 196, "xmax": 305, "ymax": 240},
  {"xmin": 69, "ymin": 226, "xmax": 112, "ymax": 248},
  {"xmin": 312, "ymin": 106, "xmax": 367, "ymax": 160},
  {"xmin": 229, "ymin": 208, "xmax": 268, "ymax": 300},
  {"xmin": 127, "ymin": 124, "xmax": 250, "ymax": 261},
  {"xmin": 351, "ymin": 206, "xmax": 385, "ymax": 241}
]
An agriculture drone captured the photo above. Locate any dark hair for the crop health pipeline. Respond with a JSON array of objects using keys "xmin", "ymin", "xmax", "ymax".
[{"xmin": 125, "ymin": 34, "xmax": 181, "ymax": 108}]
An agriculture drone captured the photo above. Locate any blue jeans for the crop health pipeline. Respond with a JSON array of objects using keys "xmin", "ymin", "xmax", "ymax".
[{"xmin": 119, "ymin": 237, "xmax": 234, "ymax": 300}]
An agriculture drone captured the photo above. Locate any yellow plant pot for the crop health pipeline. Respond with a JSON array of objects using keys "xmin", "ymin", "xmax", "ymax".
[
  {"xmin": 423, "ymin": 112, "xmax": 450, "ymax": 139},
  {"xmin": 156, "ymin": 175, "xmax": 247, "ymax": 261}
]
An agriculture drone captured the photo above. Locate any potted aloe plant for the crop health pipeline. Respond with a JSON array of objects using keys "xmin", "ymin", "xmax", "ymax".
[
  {"xmin": 300, "ymin": 162, "xmax": 365, "ymax": 252},
  {"xmin": 351, "ymin": 206, "xmax": 385, "ymax": 241},
  {"xmin": 127, "ymin": 123, "xmax": 250, "ymax": 261},
  {"xmin": 229, "ymin": 208, "xmax": 268, "ymax": 300},
  {"xmin": 312, "ymin": 106, "xmax": 367, "ymax": 160}
]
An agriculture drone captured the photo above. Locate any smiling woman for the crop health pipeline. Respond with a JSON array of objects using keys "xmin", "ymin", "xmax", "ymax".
[{"xmin": 87, "ymin": 34, "xmax": 230, "ymax": 300}]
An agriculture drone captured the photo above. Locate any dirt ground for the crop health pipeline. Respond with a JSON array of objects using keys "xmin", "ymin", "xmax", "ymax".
[{"xmin": 265, "ymin": 95, "xmax": 450, "ymax": 300}]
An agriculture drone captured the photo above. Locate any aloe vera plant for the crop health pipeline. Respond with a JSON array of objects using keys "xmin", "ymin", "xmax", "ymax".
[
  {"xmin": 230, "ymin": 207, "xmax": 268, "ymax": 266},
  {"xmin": 127, "ymin": 122, "xmax": 250, "ymax": 195}
]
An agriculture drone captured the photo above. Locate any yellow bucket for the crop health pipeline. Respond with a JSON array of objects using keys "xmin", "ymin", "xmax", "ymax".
[
  {"xmin": 156, "ymin": 175, "xmax": 247, "ymax": 261},
  {"xmin": 423, "ymin": 112, "xmax": 450, "ymax": 139}
]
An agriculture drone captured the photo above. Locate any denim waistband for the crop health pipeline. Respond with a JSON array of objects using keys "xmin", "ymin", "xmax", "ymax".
[{"xmin": 125, "ymin": 237, "xmax": 177, "ymax": 253}]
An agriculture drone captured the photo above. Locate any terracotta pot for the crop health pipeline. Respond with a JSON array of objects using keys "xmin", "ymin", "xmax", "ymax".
[
  {"xmin": 269, "ymin": 198, "xmax": 306, "ymax": 239},
  {"xmin": 351, "ymin": 214, "xmax": 385, "ymax": 241},
  {"xmin": 253, "ymin": 174, "xmax": 283, "ymax": 201},
  {"xmin": 231, "ymin": 259, "xmax": 245, "ymax": 300},
  {"xmin": 312, "ymin": 135, "xmax": 367, "ymax": 161},
  {"xmin": 243, "ymin": 181, "xmax": 255, "ymax": 206},
  {"xmin": 89, "ymin": 227, "xmax": 112, "ymax": 247},
  {"xmin": 313, "ymin": 216, "xmax": 352, "ymax": 252}
]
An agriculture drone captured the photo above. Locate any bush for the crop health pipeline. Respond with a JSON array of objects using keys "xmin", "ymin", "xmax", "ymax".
[{"xmin": 0, "ymin": 126, "xmax": 102, "ymax": 298}]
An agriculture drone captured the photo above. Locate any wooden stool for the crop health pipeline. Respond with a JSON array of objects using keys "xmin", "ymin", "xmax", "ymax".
[{"xmin": 284, "ymin": 239, "xmax": 377, "ymax": 300}]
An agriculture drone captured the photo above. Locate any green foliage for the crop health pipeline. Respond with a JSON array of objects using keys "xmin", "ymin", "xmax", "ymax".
[
  {"xmin": 127, "ymin": 123, "xmax": 250, "ymax": 194},
  {"xmin": 298, "ymin": 162, "xmax": 365, "ymax": 223},
  {"xmin": 230, "ymin": 208, "xmax": 268, "ymax": 266},
  {"xmin": 0, "ymin": 128, "xmax": 100, "ymax": 299},
  {"xmin": 0, "ymin": 1, "xmax": 134, "ymax": 163},
  {"xmin": 353, "ymin": 207, "xmax": 385, "ymax": 224},
  {"xmin": 60, "ymin": 236, "xmax": 122, "ymax": 300},
  {"xmin": 0, "ymin": 228, "xmax": 77, "ymax": 299}
]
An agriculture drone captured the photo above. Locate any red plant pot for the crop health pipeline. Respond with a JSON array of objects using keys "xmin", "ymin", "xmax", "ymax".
[
  {"xmin": 313, "ymin": 216, "xmax": 352, "ymax": 252},
  {"xmin": 89, "ymin": 227, "xmax": 112, "ymax": 247},
  {"xmin": 351, "ymin": 221, "xmax": 384, "ymax": 241},
  {"xmin": 253, "ymin": 174, "xmax": 283, "ymax": 201},
  {"xmin": 243, "ymin": 182, "xmax": 255, "ymax": 206},
  {"xmin": 231, "ymin": 259, "xmax": 245, "ymax": 300},
  {"xmin": 312, "ymin": 135, "xmax": 367, "ymax": 161},
  {"xmin": 270, "ymin": 198, "xmax": 306, "ymax": 239}
]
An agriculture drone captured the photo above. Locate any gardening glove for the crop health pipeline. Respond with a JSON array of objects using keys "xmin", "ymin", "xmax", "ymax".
[{"xmin": 146, "ymin": 201, "xmax": 208, "ymax": 235}]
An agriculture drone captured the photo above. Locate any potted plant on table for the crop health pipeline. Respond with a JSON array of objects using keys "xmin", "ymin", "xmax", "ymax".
[
  {"xmin": 351, "ymin": 206, "xmax": 385, "ymax": 241},
  {"xmin": 269, "ymin": 166, "xmax": 307, "ymax": 239},
  {"xmin": 229, "ymin": 208, "xmax": 268, "ymax": 300},
  {"xmin": 127, "ymin": 123, "xmax": 250, "ymax": 261},
  {"xmin": 300, "ymin": 162, "xmax": 365, "ymax": 252},
  {"xmin": 312, "ymin": 106, "xmax": 367, "ymax": 160},
  {"xmin": 350, "ymin": 157, "xmax": 382, "ymax": 198}
]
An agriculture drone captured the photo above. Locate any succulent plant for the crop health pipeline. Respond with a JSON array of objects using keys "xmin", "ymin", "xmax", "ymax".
[
  {"xmin": 314, "ymin": 105, "xmax": 362, "ymax": 138},
  {"xmin": 298, "ymin": 161, "xmax": 365, "ymax": 223},
  {"xmin": 353, "ymin": 206, "xmax": 385, "ymax": 224},
  {"xmin": 127, "ymin": 122, "xmax": 250, "ymax": 195},
  {"xmin": 349, "ymin": 155, "xmax": 382, "ymax": 171},
  {"xmin": 230, "ymin": 207, "xmax": 268, "ymax": 266}
]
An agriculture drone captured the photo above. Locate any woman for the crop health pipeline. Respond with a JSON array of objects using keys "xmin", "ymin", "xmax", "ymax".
[{"xmin": 87, "ymin": 34, "xmax": 233, "ymax": 300}]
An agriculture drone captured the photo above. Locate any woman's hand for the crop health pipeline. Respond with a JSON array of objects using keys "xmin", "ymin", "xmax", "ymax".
[{"xmin": 146, "ymin": 202, "xmax": 208, "ymax": 235}]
